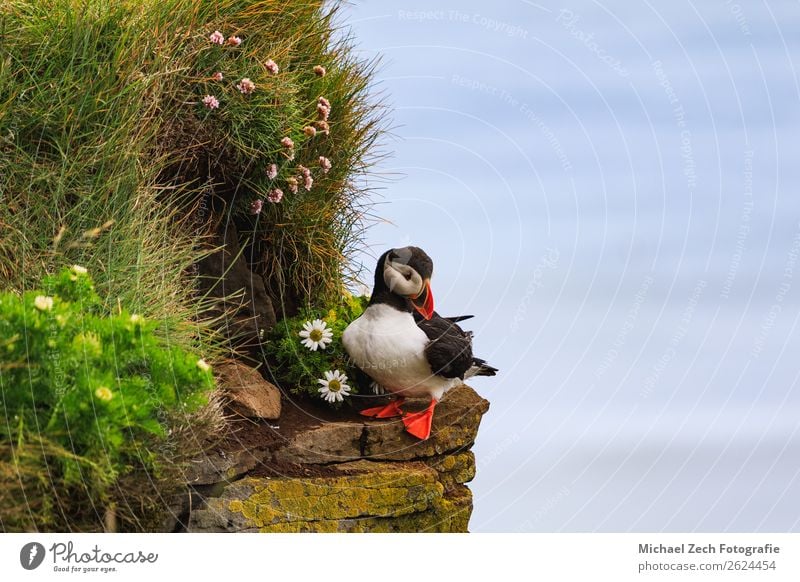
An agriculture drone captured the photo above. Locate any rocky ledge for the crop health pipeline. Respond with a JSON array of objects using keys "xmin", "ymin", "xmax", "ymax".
[{"xmin": 185, "ymin": 385, "xmax": 489, "ymax": 533}]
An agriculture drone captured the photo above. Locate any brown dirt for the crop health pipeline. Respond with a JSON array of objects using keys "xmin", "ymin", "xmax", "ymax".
[
  {"xmin": 218, "ymin": 394, "xmax": 362, "ymax": 448},
  {"xmin": 248, "ymin": 459, "xmax": 346, "ymax": 479}
]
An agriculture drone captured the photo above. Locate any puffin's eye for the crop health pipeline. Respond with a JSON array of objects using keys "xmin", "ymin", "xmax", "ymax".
[{"xmin": 404, "ymin": 272, "xmax": 412, "ymax": 280}]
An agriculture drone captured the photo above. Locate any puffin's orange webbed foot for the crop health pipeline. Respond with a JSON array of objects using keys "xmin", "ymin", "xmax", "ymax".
[
  {"xmin": 402, "ymin": 399, "xmax": 438, "ymax": 440},
  {"xmin": 360, "ymin": 398, "xmax": 405, "ymax": 418}
]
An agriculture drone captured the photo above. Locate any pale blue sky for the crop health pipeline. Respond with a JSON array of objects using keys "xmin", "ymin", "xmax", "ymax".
[{"xmin": 343, "ymin": 1, "xmax": 800, "ymax": 531}]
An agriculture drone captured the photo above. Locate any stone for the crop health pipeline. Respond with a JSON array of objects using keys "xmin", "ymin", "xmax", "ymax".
[
  {"xmin": 425, "ymin": 451, "xmax": 476, "ymax": 492},
  {"xmin": 183, "ymin": 446, "xmax": 268, "ymax": 486},
  {"xmin": 255, "ymin": 487, "xmax": 473, "ymax": 533},
  {"xmin": 360, "ymin": 384, "xmax": 490, "ymax": 460},
  {"xmin": 272, "ymin": 384, "xmax": 489, "ymax": 465},
  {"xmin": 217, "ymin": 361, "xmax": 281, "ymax": 420},
  {"xmin": 273, "ymin": 421, "xmax": 364, "ymax": 464},
  {"xmin": 196, "ymin": 221, "xmax": 277, "ymax": 355},
  {"xmin": 188, "ymin": 459, "xmax": 472, "ymax": 533},
  {"xmin": 182, "ymin": 385, "xmax": 489, "ymax": 532}
]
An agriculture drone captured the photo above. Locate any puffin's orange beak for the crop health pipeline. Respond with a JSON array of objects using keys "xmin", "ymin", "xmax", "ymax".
[{"xmin": 411, "ymin": 279, "xmax": 434, "ymax": 320}]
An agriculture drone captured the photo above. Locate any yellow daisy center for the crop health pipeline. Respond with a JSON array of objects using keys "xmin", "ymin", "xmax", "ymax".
[
  {"xmin": 328, "ymin": 379, "xmax": 341, "ymax": 392},
  {"xmin": 309, "ymin": 329, "xmax": 323, "ymax": 342}
]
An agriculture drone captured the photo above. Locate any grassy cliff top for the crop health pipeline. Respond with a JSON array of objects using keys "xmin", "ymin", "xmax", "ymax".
[{"xmin": 0, "ymin": 0, "xmax": 386, "ymax": 354}]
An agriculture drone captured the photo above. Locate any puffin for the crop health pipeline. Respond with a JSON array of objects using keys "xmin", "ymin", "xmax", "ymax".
[{"xmin": 342, "ymin": 246, "xmax": 497, "ymax": 440}]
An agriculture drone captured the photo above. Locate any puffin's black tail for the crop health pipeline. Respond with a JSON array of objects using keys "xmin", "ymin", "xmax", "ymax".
[{"xmin": 467, "ymin": 357, "xmax": 498, "ymax": 378}]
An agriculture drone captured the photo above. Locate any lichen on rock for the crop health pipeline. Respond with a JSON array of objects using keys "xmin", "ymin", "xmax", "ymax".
[{"xmin": 186, "ymin": 385, "xmax": 489, "ymax": 533}]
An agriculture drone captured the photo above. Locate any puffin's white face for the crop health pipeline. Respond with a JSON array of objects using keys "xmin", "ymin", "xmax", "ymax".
[{"xmin": 383, "ymin": 257, "xmax": 424, "ymax": 297}]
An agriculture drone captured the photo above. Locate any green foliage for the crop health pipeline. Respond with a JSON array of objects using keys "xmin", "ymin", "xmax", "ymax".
[
  {"xmin": 0, "ymin": 267, "xmax": 215, "ymax": 528},
  {"xmin": 0, "ymin": 0, "xmax": 386, "ymax": 317},
  {"xmin": 265, "ymin": 293, "xmax": 368, "ymax": 405}
]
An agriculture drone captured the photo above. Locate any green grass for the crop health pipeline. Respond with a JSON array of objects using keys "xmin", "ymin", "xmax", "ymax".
[
  {"xmin": 0, "ymin": 0, "xmax": 386, "ymax": 530},
  {"xmin": 0, "ymin": 0, "xmax": 386, "ymax": 326}
]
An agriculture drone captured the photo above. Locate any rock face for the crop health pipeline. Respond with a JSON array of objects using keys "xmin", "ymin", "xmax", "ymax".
[
  {"xmin": 196, "ymin": 221, "xmax": 277, "ymax": 356},
  {"xmin": 274, "ymin": 385, "xmax": 489, "ymax": 464},
  {"xmin": 186, "ymin": 385, "xmax": 489, "ymax": 533}
]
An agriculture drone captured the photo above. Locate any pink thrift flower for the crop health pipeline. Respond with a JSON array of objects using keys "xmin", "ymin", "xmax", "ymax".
[
  {"xmin": 315, "ymin": 120, "xmax": 330, "ymax": 135},
  {"xmin": 202, "ymin": 95, "xmax": 220, "ymax": 110},
  {"xmin": 313, "ymin": 65, "xmax": 326, "ymax": 77},
  {"xmin": 212, "ymin": 71, "xmax": 224, "ymax": 81},
  {"xmin": 286, "ymin": 177, "xmax": 299, "ymax": 194},
  {"xmin": 267, "ymin": 163, "xmax": 278, "ymax": 180},
  {"xmin": 281, "ymin": 136, "xmax": 294, "ymax": 149},
  {"xmin": 303, "ymin": 125, "xmax": 317, "ymax": 137},
  {"xmin": 268, "ymin": 188, "xmax": 284, "ymax": 203},
  {"xmin": 265, "ymin": 59, "xmax": 279, "ymax": 75},
  {"xmin": 250, "ymin": 199, "xmax": 263, "ymax": 214},
  {"xmin": 227, "ymin": 36, "xmax": 242, "ymax": 46},
  {"xmin": 319, "ymin": 156, "xmax": 331, "ymax": 174},
  {"xmin": 209, "ymin": 30, "xmax": 225, "ymax": 45},
  {"xmin": 317, "ymin": 97, "xmax": 332, "ymax": 121},
  {"xmin": 297, "ymin": 165, "xmax": 313, "ymax": 191},
  {"xmin": 236, "ymin": 78, "xmax": 256, "ymax": 94}
]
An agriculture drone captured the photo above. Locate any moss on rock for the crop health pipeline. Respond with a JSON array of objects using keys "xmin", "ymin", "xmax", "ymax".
[
  {"xmin": 426, "ymin": 451, "xmax": 477, "ymax": 492},
  {"xmin": 254, "ymin": 485, "xmax": 472, "ymax": 532},
  {"xmin": 187, "ymin": 385, "xmax": 489, "ymax": 533},
  {"xmin": 188, "ymin": 459, "xmax": 476, "ymax": 532}
]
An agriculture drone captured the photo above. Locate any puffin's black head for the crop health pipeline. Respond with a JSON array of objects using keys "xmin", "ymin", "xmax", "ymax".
[{"xmin": 376, "ymin": 246, "xmax": 435, "ymax": 319}]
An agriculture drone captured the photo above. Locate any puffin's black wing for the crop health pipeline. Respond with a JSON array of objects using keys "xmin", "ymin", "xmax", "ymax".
[
  {"xmin": 416, "ymin": 315, "xmax": 474, "ymax": 379},
  {"xmin": 414, "ymin": 311, "xmax": 473, "ymax": 324}
]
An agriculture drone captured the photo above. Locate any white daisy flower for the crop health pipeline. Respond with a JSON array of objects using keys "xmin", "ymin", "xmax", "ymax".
[
  {"xmin": 298, "ymin": 319, "xmax": 333, "ymax": 351},
  {"xmin": 69, "ymin": 264, "xmax": 88, "ymax": 281},
  {"xmin": 371, "ymin": 381, "xmax": 387, "ymax": 395},
  {"xmin": 34, "ymin": 295, "xmax": 53, "ymax": 311},
  {"xmin": 317, "ymin": 370, "xmax": 351, "ymax": 403}
]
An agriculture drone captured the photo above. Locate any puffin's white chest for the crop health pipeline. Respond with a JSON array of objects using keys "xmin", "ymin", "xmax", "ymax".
[{"xmin": 343, "ymin": 304, "xmax": 457, "ymax": 399}]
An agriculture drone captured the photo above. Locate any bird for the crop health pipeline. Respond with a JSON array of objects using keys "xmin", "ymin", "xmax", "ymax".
[{"xmin": 342, "ymin": 246, "xmax": 497, "ymax": 440}]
